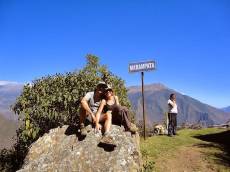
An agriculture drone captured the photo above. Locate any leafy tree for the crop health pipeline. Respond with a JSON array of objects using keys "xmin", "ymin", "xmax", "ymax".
[{"xmin": 0, "ymin": 54, "xmax": 133, "ymax": 171}]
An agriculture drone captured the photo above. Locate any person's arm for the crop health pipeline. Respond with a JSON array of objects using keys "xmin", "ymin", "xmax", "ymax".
[
  {"xmin": 95, "ymin": 99, "xmax": 106, "ymax": 130},
  {"xmin": 115, "ymin": 96, "xmax": 120, "ymax": 105},
  {"xmin": 81, "ymin": 93, "xmax": 95, "ymax": 121},
  {"xmin": 168, "ymin": 99, "xmax": 175, "ymax": 107}
]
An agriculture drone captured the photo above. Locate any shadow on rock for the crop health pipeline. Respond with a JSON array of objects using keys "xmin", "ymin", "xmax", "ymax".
[
  {"xmin": 98, "ymin": 142, "xmax": 116, "ymax": 152},
  {"xmin": 65, "ymin": 125, "xmax": 86, "ymax": 141}
]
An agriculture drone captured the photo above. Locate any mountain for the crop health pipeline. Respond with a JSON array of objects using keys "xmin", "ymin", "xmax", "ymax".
[
  {"xmin": 128, "ymin": 83, "xmax": 230, "ymax": 126},
  {"xmin": 0, "ymin": 81, "xmax": 23, "ymax": 120},
  {"xmin": 0, "ymin": 113, "xmax": 18, "ymax": 149},
  {"xmin": 0, "ymin": 81, "xmax": 22, "ymax": 149},
  {"xmin": 222, "ymin": 106, "xmax": 230, "ymax": 112}
]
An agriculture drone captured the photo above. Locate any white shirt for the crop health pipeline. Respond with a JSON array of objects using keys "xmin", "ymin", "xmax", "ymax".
[
  {"xmin": 168, "ymin": 99, "xmax": 178, "ymax": 113},
  {"xmin": 84, "ymin": 92, "xmax": 101, "ymax": 113}
]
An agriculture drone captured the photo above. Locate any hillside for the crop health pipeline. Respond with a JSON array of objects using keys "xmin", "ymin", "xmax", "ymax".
[
  {"xmin": 128, "ymin": 83, "xmax": 230, "ymax": 126},
  {"xmin": 0, "ymin": 81, "xmax": 23, "ymax": 120},
  {"xmin": 141, "ymin": 128, "xmax": 230, "ymax": 172},
  {"xmin": 0, "ymin": 113, "xmax": 18, "ymax": 149},
  {"xmin": 222, "ymin": 106, "xmax": 230, "ymax": 112}
]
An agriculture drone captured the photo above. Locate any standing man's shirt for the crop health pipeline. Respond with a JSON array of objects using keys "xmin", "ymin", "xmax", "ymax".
[
  {"xmin": 168, "ymin": 99, "xmax": 178, "ymax": 113},
  {"xmin": 84, "ymin": 92, "xmax": 101, "ymax": 114}
]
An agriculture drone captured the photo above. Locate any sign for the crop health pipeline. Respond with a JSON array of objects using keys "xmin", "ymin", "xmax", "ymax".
[
  {"xmin": 129, "ymin": 61, "xmax": 156, "ymax": 73},
  {"xmin": 128, "ymin": 60, "xmax": 156, "ymax": 140}
]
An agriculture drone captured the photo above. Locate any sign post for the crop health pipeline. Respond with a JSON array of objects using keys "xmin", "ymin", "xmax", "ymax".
[{"xmin": 129, "ymin": 60, "xmax": 156, "ymax": 140}]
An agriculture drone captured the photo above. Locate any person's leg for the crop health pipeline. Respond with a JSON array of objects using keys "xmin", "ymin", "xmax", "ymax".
[
  {"xmin": 79, "ymin": 106, "xmax": 88, "ymax": 125},
  {"xmin": 99, "ymin": 112, "xmax": 114, "ymax": 144},
  {"xmin": 100, "ymin": 112, "xmax": 112, "ymax": 134},
  {"xmin": 79, "ymin": 106, "xmax": 89, "ymax": 135},
  {"xmin": 120, "ymin": 110, "xmax": 138, "ymax": 133},
  {"xmin": 173, "ymin": 113, "xmax": 177, "ymax": 135},
  {"xmin": 168, "ymin": 113, "xmax": 173, "ymax": 136},
  {"xmin": 171, "ymin": 113, "xmax": 175, "ymax": 135}
]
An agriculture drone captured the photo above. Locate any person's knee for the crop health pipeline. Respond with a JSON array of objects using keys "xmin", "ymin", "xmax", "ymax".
[
  {"xmin": 105, "ymin": 112, "xmax": 112, "ymax": 120},
  {"xmin": 79, "ymin": 106, "xmax": 88, "ymax": 117}
]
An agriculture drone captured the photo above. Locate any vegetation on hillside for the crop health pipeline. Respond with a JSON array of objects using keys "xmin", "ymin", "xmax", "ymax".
[{"xmin": 0, "ymin": 114, "xmax": 18, "ymax": 149}]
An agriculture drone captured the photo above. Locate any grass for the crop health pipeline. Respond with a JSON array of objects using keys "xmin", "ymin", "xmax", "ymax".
[{"xmin": 140, "ymin": 128, "xmax": 230, "ymax": 172}]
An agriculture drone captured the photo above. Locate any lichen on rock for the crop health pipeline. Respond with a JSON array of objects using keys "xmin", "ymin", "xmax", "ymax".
[{"xmin": 17, "ymin": 124, "xmax": 142, "ymax": 172}]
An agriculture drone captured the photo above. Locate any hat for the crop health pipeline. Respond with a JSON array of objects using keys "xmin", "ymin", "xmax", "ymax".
[
  {"xmin": 96, "ymin": 81, "xmax": 108, "ymax": 88},
  {"xmin": 97, "ymin": 81, "xmax": 107, "ymax": 86}
]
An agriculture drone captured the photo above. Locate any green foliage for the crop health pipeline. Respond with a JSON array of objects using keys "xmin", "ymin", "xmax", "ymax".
[
  {"xmin": 0, "ymin": 148, "xmax": 15, "ymax": 172},
  {"xmin": 0, "ymin": 54, "xmax": 132, "ymax": 171},
  {"xmin": 142, "ymin": 150, "xmax": 155, "ymax": 172}
]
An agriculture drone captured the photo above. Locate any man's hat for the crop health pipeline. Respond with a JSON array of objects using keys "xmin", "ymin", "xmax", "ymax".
[{"xmin": 96, "ymin": 81, "xmax": 108, "ymax": 88}]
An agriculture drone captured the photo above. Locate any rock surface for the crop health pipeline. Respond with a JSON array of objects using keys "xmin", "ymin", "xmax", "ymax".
[{"xmin": 17, "ymin": 125, "xmax": 142, "ymax": 172}]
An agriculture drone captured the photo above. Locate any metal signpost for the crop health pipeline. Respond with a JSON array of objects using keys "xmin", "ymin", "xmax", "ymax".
[{"xmin": 129, "ymin": 60, "xmax": 156, "ymax": 140}]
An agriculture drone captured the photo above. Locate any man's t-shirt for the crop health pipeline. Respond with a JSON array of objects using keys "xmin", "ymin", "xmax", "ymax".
[
  {"xmin": 84, "ymin": 91, "xmax": 101, "ymax": 114},
  {"xmin": 168, "ymin": 99, "xmax": 178, "ymax": 113}
]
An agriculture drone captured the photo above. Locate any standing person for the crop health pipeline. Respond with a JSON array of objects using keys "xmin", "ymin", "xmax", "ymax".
[
  {"xmin": 167, "ymin": 93, "xmax": 178, "ymax": 136},
  {"xmin": 79, "ymin": 81, "xmax": 108, "ymax": 136}
]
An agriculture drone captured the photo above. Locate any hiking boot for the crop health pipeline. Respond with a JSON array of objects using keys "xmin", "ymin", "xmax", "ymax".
[
  {"xmin": 129, "ymin": 123, "xmax": 138, "ymax": 133},
  {"xmin": 101, "ymin": 132, "xmax": 114, "ymax": 144},
  {"xmin": 80, "ymin": 123, "xmax": 87, "ymax": 136}
]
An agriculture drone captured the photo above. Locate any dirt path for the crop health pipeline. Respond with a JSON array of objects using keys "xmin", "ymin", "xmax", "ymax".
[{"xmin": 154, "ymin": 146, "xmax": 215, "ymax": 172}]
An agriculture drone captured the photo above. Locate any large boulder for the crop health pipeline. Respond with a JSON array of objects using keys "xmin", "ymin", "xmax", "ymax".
[{"xmin": 17, "ymin": 125, "xmax": 142, "ymax": 172}]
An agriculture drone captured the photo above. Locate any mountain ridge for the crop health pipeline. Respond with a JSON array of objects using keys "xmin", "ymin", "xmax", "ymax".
[
  {"xmin": 128, "ymin": 83, "xmax": 230, "ymax": 126},
  {"xmin": 222, "ymin": 106, "xmax": 230, "ymax": 112},
  {"xmin": 0, "ymin": 81, "xmax": 23, "ymax": 120}
]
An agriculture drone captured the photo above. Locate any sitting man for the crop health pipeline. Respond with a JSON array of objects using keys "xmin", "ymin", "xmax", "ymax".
[{"xmin": 79, "ymin": 81, "xmax": 108, "ymax": 136}]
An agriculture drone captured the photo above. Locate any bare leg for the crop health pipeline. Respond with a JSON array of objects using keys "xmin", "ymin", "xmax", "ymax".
[
  {"xmin": 79, "ymin": 106, "xmax": 88, "ymax": 125},
  {"xmin": 100, "ymin": 112, "xmax": 114, "ymax": 144},
  {"xmin": 104, "ymin": 112, "xmax": 112, "ymax": 133},
  {"xmin": 79, "ymin": 106, "xmax": 89, "ymax": 136}
]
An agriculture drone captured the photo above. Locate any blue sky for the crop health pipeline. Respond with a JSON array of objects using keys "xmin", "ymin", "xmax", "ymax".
[{"xmin": 0, "ymin": 0, "xmax": 230, "ymax": 108}]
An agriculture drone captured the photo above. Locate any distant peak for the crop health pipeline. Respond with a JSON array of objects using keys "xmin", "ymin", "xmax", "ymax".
[{"xmin": 146, "ymin": 83, "xmax": 167, "ymax": 89}]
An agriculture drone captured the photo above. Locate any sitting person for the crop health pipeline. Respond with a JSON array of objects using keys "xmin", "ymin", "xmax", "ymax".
[
  {"xmin": 95, "ymin": 85, "xmax": 138, "ymax": 141},
  {"xmin": 79, "ymin": 81, "xmax": 108, "ymax": 136}
]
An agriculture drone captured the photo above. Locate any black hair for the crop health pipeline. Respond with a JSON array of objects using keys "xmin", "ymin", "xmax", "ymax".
[{"xmin": 170, "ymin": 93, "xmax": 175, "ymax": 100}]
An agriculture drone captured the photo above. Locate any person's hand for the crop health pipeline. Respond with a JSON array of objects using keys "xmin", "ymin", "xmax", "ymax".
[
  {"xmin": 91, "ymin": 115, "xmax": 96, "ymax": 124},
  {"xmin": 95, "ymin": 123, "xmax": 102, "ymax": 131}
]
